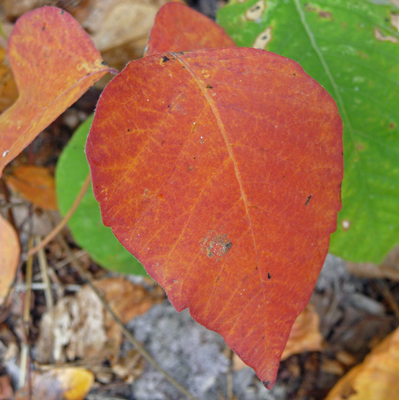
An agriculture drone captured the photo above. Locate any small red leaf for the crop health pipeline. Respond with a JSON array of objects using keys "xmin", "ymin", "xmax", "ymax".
[
  {"xmin": 0, "ymin": 6, "xmax": 113, "ymax": 177},
  {"xmin": 86, "ymin": 48, "xmax": 343, "ymax": 387},
  {"xmin": 145, "ymin": 3, "xmax": 236, "ymax": 56}
]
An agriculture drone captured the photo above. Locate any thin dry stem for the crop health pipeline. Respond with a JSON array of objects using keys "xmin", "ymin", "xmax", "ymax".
[
  {"xmin": 26, "ymin": 173, "xmax": 91, "ymax": 257},
  {"xmin": 19, "ymin": 237, "xmax": 33, "ymax": 398},
  {"xmin": 377, "ymin": 279, "xmax": 399, "ymax": 322},
  {"xmin": 37, "ymin": 237, "xmax": 54, "ymax": 309}
]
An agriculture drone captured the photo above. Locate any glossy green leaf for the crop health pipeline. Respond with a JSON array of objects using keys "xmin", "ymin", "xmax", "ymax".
[
  {"xmin": 56, "ymin": 116, "xmax": 146, "ymax": 275},
  {"xmin": 218, "ymin": 0, "xmax": 399, "ymax": 263}
]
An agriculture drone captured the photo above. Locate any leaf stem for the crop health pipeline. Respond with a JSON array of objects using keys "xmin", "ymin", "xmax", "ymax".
[{"xmin": 26, "ymin": 172, "xmax": 91, "ymax": 258}]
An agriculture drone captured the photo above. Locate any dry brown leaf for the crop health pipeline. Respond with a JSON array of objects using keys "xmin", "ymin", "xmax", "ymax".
[
  {"xmin": 325, "ymin": 327, "xmax": 399, "ymax": 400},
  {"xmin": 0, "ymin": 375, "xmax": 13, "ymax": 399},
  {"xmin": 4, "ymin": 165, "xmax": 57, "ymax": 210},
  {"xmin": 111, "ymin": 349, "xmax": 144, "ymax": 383},
  {"xmin": 85, "ymin": 0, "xmax": 160, "ymax": 52},
  {"xmin": 15, "ymin": 368, "xmax": 93, "ymax": 400},
  {"xmin": 0, "ymin": 47, "xmax": 18, "ymax": 114},
  {"xmin": 0, "ymin": 215, "xmax": 19, "ymax": 306},
  {"xmin": 281, "ymin": 303, "xmax": 323, "ymax": 361},
  {"xmin": 82, "ymin": 0, "xmax": 176, "ymax": 72},
  {"xmin": 36, "ymin": 278, "xmax": 164, "ymax": 364}
]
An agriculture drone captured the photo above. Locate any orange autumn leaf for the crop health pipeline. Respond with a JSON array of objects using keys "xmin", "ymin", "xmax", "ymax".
[
  {"xmin": 86, "ymin": 48, "xmax": 343, "ymax": 387},
  {"xmin": 4, "ymin": 165, "xmax": 57, "ymax": 210},
  {"xmin": 0, "ymin": 215, "xmax": 20, "ymax": 306},
  {"xmin": 281, "ymin": 303, "xmax": 323, "ymax": 360},
  {"xmin": 145, "ymin": 3, "xmax": 235, "ymax": 56},
  {"xmin": 0, "ymin": 6, "xmax": 113, "ymax": 177},
  {"xmin": 325, "ymin": 327, "xmax": 399, "ymax": 400}
]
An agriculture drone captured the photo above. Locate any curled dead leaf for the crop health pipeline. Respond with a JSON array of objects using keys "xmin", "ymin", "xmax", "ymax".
[
  {"xmin": 36, "ymin": 278, "xmax": 164, "ymax": 365},
  {"xmin": 325, "ymin": 327, "xmax": 399, "ymax": 400},
  {"xmin": 86, "ymin": 0, "xmax": 160, "ymax": 52},
  {"xmin": 4, "ymin": 165, "xmax": 57, "ymax": 210}
]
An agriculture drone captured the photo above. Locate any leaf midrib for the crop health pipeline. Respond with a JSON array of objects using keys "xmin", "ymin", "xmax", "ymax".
[{"xmin": 172, "ymin": 51, "xmax": 265, "ymax": 295}]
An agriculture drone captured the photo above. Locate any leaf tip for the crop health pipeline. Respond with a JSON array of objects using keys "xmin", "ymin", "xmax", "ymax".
[{"xmin": 262, "ymin": 380, "xmax": 272, "ymax": 389}]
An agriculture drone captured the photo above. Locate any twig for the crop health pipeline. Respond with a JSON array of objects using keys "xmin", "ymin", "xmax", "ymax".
[
  {"xmin": 55, "ymin": 233, "xmax": 198, "ymax": 400},
  {"xmin": 225, "ymin": 347, "xmax": 234, "ymax": 400},
  {"xmin": 26, "ymin": 173, "xmax": 91, "ymax": 257},
  {"xmin": 376, "ymin": 279, "xmax": 399, "ymax": 323},
  {"xmin": 37, "ymin": 237, "xmax": 54, "ymax": 309},
  {"xmin": 14, "ymin": 283, "xmax": 82, "ymax": 292},
  {"xmin": 53, "ymin": 249, "xmax": 87, "ymax": 270},
  {"xmin": 19, "ymin": 237, "xmax": 33, "ymax": 398}
]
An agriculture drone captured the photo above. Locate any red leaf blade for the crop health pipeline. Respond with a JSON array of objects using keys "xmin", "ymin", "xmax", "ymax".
[
  {"xmin": 145, "ymin": 3, "xmax": 236, "ymax": 56},
  {"xmin": 86, "ymin": 48, "xmax": 343, "ymax": 387},
  {"xmin": 0, "ymin": 6, "xmax": 113, "ymax": 177}
]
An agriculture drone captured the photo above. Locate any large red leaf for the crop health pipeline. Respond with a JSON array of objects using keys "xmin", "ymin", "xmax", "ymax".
[
  {"xmin": 0, "ymin": 6, "xmax": 113, "ymax": 177},
  {"xmin": 86, "ymin": 48, "xmax": 343, "ymax": 387},
  {"xmin": 145, "ymin": 3, "xmax": 235, "ymax": 56}
]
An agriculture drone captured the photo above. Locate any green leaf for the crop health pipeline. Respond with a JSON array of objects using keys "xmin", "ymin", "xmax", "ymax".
[
  {"xmin": 56, "ymin": 115, "xmax": 147, "ymax": 275},
  {"xmin": 218, "ymin": 0, "xmax": 399, "ymax": 263}
]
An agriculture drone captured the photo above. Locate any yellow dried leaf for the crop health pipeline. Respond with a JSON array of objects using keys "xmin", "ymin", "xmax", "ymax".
[
  {"xmin": 59, "ymin": 368, "xmax": 94, "ymax": 400},
  {"xmin": 325, "ymin": 327, "xmax": 399, "ymax": 400},
  {"xmin": 4, "ymin": 165, "xmax": 57, "ymax": 210}
]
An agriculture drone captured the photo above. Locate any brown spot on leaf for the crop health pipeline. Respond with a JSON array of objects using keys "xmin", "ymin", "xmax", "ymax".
[
  {"xmin": 253, "ymin": 27, "xmax": 272, "ymax": 49},
  {"xmin": 200, "ymin": 230, "xmax": 232, "ymax": 258},
  {"xmin": 305, "ymin": 4, "xmax": 333, "ymax": 20},
  {"xmin": 319, "ymin": 11, "xmax": 332, "ymax": 19},
  {"xmin": 245, "ymin": 0, "xmax": 266, "ymax": 21},
  {"xmin": 355, "ymin": 142, "xmax": 365, "ymax": 151},
  {"xmin": 389, "ymin": 122, "xmax": 396, "ymax": 130},
  {"xmin": 374, "ymin": 27, "xmax": 398, "ymax": 43},
  {"xmin": 356, "ymin": 50, "xmax": 369, "ymax": 59},
  {"xmin": 391, "ymin": 13, "xmax": 399, "ymax": 31}
]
